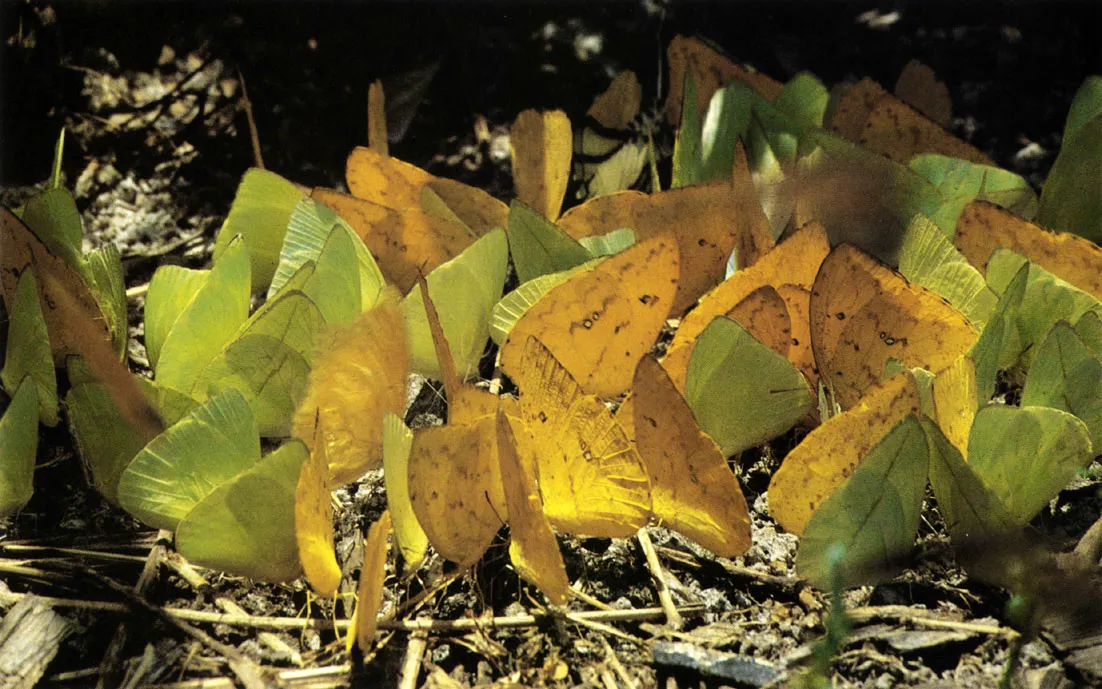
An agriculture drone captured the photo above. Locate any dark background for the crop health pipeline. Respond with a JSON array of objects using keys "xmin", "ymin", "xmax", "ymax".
[{"xmin": 2, "ymin": 1, "xmax": 1100, "ymax": 197}]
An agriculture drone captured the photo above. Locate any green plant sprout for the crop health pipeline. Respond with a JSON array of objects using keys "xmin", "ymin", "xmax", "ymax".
[{"xmin": 795, "ymin": 543, "xmax": 854, "ymax": 689}]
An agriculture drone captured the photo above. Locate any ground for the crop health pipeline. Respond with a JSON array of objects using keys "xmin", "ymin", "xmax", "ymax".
[{"xmin": 0, "ymin": 2, "xmax": 1100, "ymax": 688}]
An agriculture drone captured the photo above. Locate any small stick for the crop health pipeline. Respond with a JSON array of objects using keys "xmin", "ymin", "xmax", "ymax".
[
  {"xmin": 0, "ymin": 561, "xmax": 87, "ymax": 584},
  {"xmin": 847, "ymin": 605, "xmax": 1016, "ymax": 637},
  {"xmin": 217, "ymin": 598, "xmax": 303, "ymax": 666},
  {"xmin": 122, "ymin": 229, "xmax": 207, "ymax": 269},
  {"xmin": 397, "ymin": 631, "xmax": 428, "ymax": 689},
  {"xmin": 86, "ymin": 565, "xmax": 269, "ymax": 689},
  {"xmin": 653, "ymin": 544, "xmax": 701, "ymax": 569},
  {"xmin": 488, "ymin": 350, "xmax": 505, "ymax": 396},
  {"xmin": 569, "ymin": 586, "xmax": 614, "ymax": 612},
  {"xmin": 600, "ymin": 636, "xmax": 639, "ymax": 689},
  {"xmin": 131, "ymin": 57, "xmax": 217, "ymax": 117},
  {"xmin": 119, "ymin": 644, "xmax": 156, "ymax": 689},
  {"xmin": 599, "ymin": 667, "xmax": 618, "ymax": 689},
  {"xmin": 637, "ymin": 528, "xmax": 683, "ymax": 630},
  {"xmin": 0, "ymin": 532, "xmax": 159, "ymax": 552},
  {"xmin": 45, "ymin": 667, "xmax": 100, "ymax": 683},
  {"xmin": 96, "ymin": 529, "xmax": 173, "ymax": 689},
  {"xmin": 53, "ymin": 664, "xmax": 359, "ymax": 689},
  {"xmin": 715, "ymin": 558, "xmax": 803, "ymax": 591},
  {"xmin": 390, "ymin": 563, "xmax": 469, "ymax": 620},
  {"xmin": 161, "ymin": 551, "xmax": 211, "ymax": 593},
  {"xmin": 0, "ymin": 547, "xmax": 147, "ymax": 565},
  {"xmin": 238, "ymin": 70, "xmax": 265, "ymax": 170},
  {"xmin": 568, "ymin": 613, "xmax": 645, "ymax": 647},
  {"xmin": 0, "ymin": 586, "xmax": 701, "ymax": 633}
]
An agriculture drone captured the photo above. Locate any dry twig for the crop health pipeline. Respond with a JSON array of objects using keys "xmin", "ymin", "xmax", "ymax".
[
  {"xmin": 637, "ymin": 528, "xmax": 683, "ymax": 630},
  {"xmin": 0, "ymin": 586, "xmax": 701, "ymax": 634},
  {"xmin": 600, "ymin": 635, "xmax": 639, "ymax": 689},
  {"xmin": 715, "ymin": 558, "xmax": 803, "ymax": 592},
  {"xmin": 847, "ymin": 605, "xmax": 1016, "ymax": 638},
  {"xmin": 237, "ymin": 70, "xmax": 265, "ymax": 170},
  {"xmin": 397, "ymin": 631, "xmax": 428, "ymax": 689},
  {"xmin": 95, "ymin": 529, "xmax": 173, "ymax": 689}
]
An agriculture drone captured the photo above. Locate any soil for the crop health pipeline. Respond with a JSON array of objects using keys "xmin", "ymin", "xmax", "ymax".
[{"xmin": 1, "ymin": 1, "xmax": 1101, "ymax": 688}]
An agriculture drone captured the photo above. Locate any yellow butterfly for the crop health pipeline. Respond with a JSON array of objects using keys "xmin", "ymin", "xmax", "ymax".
[
  {"xmin": 500, "ymin": 235, "xmax": 679, "ymax": 399},
  {"xmin": 508, "ymin": 336, "xmax": 652, "ymax": 538},
  {"xmin": 632, "ymin": 356, "xmax": 751, "ymax": 557},
  {"xmin": 810, "ymin": 244, "xmax": 976, "ymax": 409}
]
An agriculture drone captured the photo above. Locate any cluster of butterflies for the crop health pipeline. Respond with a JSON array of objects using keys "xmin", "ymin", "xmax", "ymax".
[{"xmin": 2, "ymin": 36, "xmax": 1100, "ymax": 652}]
